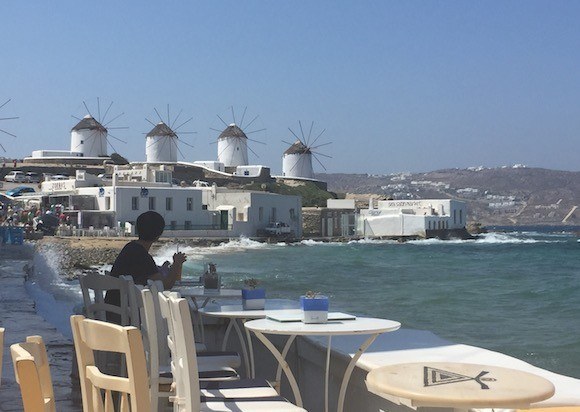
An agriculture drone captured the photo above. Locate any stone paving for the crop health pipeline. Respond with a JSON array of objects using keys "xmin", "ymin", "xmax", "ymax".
[{"xmin": 0, "ymin": 244, "xmax": 81, "ymax": 411}]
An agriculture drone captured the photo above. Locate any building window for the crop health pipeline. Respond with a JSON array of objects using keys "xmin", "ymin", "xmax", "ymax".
[
  {"xmin": 184, "ymin": 220, "xmax": 192, "ymax": 230},
  {"xmin": 166, "ymin": 197, "xmax": 173, "ymax": 211},
  {"xmin": 271, "ymin": 207, "xmax": 277, "ymax": 222},
  {"xmin": 105, "ymin": 197, "xmax": 111, "ymax": 210},
  {"xmin": 149, "ymin": 197, "xmax": 156, "ymax": 210},
  {"xmin": 259, "ymin": 207, "xmax": 263, "ymax": 222},
  {"xmin": 459, "ymin": 210, "xmax": 463, "ymax": 225},
  {"xmin": 453, "ymin": 210, "xmax": 457, "ymax": 225},
  {"xmin": 132, "ymin": 197, "xmax": 139, "ymax": 211},
  {"xmin": 170, "ymin": 220, "xmax": 176, "ymax": 230},
  {"xmin": 202, "ymin": 204, "xmax": 208, "ymax": 210},
  {"xmin": 289, "ymin": 208, "xmax": 295, "ymax": 221},
  {"xmin": 186, "ymin": 197, "xmax": 193, "ymax": 211}
]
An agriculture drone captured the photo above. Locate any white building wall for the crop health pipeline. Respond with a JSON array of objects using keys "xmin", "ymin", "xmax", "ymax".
[
  {"xmin": 357, "ymin": 199, "xmax": 466, "ymax": 238},
  {"xmin": 234, "ymin": 165, "xmax": 265, "ymax": 177},
  {"xmin": 31, "ymin": 150, "xmax": 83, "ymax": 158},
  {"xmin": 193, "ymin": 161, "xmax": 225, "ymax": 172},
  {"xmin": 146, "ymin": 136, "xmax": 178, "ymax": 163},
  {"xmin": 282, "ymin": 153, "xmax": 314, "ymax": 178},
  {"xmin": 71, "ymin": 129, "xmax": 107, "ymax": 157}
]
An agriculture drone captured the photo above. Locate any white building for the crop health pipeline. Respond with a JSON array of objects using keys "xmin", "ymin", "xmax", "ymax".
[
  {"xmin": 357, "ymin": 199, "xmax": 467, "ymax": 238},
  {"xmin": 37, "ymin": 164, "xmax": 302, "ymax": 238}
]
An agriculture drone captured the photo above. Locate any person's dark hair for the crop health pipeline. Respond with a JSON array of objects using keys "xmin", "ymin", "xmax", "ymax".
[{"xmin": 136, "ymin": 211, "xmax": 165, "ymax": 241}]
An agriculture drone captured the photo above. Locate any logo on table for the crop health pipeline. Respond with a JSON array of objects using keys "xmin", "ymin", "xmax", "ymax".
[{"xmin": 424, "ymin": 366, "xmax": 497, "ymax": 390}]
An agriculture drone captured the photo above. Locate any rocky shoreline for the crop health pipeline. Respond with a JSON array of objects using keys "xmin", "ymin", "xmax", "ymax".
[{"xmin": 33, "ymin": 236, "xmax": 244, "ymax": 280}]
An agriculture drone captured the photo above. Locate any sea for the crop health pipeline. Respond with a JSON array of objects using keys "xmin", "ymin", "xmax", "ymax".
[{"xmin": 23, "ymin": 228, "xmax": 580, "ymax": 380}]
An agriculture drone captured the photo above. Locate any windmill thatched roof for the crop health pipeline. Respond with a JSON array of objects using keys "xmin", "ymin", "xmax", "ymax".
[
  {"xmin": 146, "ymin": 122, "xmax": 177, "ymax": 138},
  {"xmin": 71, "ymin": 115, "xmax": 107, "ymax": 132},
  {"xmin": 284, "ymin": 140, "xmax": 311, "ymax": 155},
  {"xmin": 218, "ymin": 124, "xmax": 247, "ymax": 140}
]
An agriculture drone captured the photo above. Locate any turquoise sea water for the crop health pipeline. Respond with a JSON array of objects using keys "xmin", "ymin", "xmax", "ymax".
[
  {"xmin": 176, "ymin": 231, "xmax": 580, "ymax": 379},
  {"xmin": 28, "ymin": 230, "xmax": 580, "ymax": 379}
]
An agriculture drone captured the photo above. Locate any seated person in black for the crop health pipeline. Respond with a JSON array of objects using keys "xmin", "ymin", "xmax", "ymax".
[{"xmin": 105, "ymin": 211, "xmax": 186, "ymax": 324}]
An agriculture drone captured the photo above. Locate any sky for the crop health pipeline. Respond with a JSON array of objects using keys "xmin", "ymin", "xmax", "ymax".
[{"xmin": 1, "ymin": 1, "xmax": 579, "ymax": 174}]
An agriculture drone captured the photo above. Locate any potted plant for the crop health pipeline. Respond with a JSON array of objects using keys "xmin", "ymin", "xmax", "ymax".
[
  {"xmin": 300, "ymin": 291, "xmax": 329, "ymax": 323},
  {"xmin": 203, "ymin": 262, "xmax": 221, "ymax": 291},
  {"xmin": 242, "ymin": 278, "xmax": 266, "ymax": 310}
]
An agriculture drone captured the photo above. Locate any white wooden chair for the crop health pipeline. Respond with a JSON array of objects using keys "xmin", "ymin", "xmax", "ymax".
[
  {"xmin": 70, "ymin": 314, "xmax": 150, "ymax": 412},
  {"xmin": 121, "ymin": 275, "xmax": 143, "ymax": 328},
  {"xmin": 164, "ymin": 294, "xmax": 307, "ymax": 412},
  {"xmin": 153, "ymin": 288, "xmax": 239, "ymax": 381},
  {"xmin": 79, "ymin": 272, "xmax": 130, "ymax": 326},
  {"xmin": 0, "ymin": 327, "xmax": 4, "ymax": 386},
  {"xmin": 147, "ymin": 280, "xmax": 240, "ymax": 368},
  {"xmin": 141, "ymin": 287, "xmax": 177, "ymax": 412},
  {"xmin": 10, "ymin": 335, "xmax": 56, "ymax": 412}
]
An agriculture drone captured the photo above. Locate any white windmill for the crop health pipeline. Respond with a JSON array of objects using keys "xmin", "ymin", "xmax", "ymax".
[
  {"xmin": 70, "ymin": 99, "xmax": 127, "ymax": 157},
  {"xmin": 282, "ymin": 121, "xmax": 331, "ymax": 179},
  {"xmin": 211, "ymin": 106, "xmax": 266, "ymax": 169},
  {"xmin": 0, "ymin": 99, "xmax": 18, "ymax": 152},
  {"xmin": 145, "ymin": 106, "xmax": 195, "ymax": 163}
]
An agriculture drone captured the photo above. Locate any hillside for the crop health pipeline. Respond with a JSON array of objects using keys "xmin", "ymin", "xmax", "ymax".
[{"xmin": 316, "ymin": 167, "xmax": 580, "ymax": 226}]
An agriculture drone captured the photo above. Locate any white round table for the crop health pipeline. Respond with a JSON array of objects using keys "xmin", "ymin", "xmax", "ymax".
[
  {"xmin": 245, "ymin": 316, "xmax": 401, "ymax": 412},
  {"xmin": 175, "ymin": 286, "xmax": 242, "ymax": 343},
  {"xmin": 366, "ymin": 362, "xmax": 556, "ymax": 409},
  {"xmin": 200, "ymin": 299, "xmax": 301, "ymax": 377}
]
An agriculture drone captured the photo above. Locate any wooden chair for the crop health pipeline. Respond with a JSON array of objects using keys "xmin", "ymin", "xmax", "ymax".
[
  {"xmin": 157, "ymin": 291, "xmax": 239, "ymax": 382},
  {"xmin": 0, "ymin": 327, "xmax": 4, "ymax": 386},
  {"xmin": 121, "ymin": 275, "xmax": 143, "ymax": 328},
  {"xmin": 147, "ymin": 280, "xmax": 239, "ymax": 368},
  {"xmin": 141, "ymin": 287, "xmax": 175, "ymax": 412},
  {"xmin": 163, "ymin": 294, "xmax": 306, "ymax": 411},
  {"xmin": 70, "ymin": 314, "xmax": 150, "ymax": 412},
  {"xmin": 79, "ymin": 272, "xmax": 130, "ymax": 326},
  {"xmin": 10, "ymin": 335, "xmax": 56, "ymax": 412}
]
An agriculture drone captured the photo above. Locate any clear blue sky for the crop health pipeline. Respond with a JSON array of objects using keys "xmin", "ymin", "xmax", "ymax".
[{"xmin": 1, "ymin": 1, "xmax": 579, "ymax": 174}]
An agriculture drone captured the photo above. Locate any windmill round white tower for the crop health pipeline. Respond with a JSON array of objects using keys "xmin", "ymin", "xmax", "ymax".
[
  {"xmin": 145, "ymin": 106, "xmax": 195, "ymax": 163},
  {"xmin": 283, "ymin": 140, "xmax": 314, "ymax": 178},
  {"xmin": 217, "ymin": 123, "xmax": 249, "ymax": 167},
  {"xmin": 282, "ymin": 121, "xmax": 331, "ymax": 179},
  {"xmin": 146, "ymin": 122, "xmax": 179, "ymax": 163},
  {"xmin": 70, "ymin": 115, "xmax": 108, "ymax": 157}
]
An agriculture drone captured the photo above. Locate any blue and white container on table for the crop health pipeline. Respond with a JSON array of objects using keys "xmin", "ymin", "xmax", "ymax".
[
  {"xmin": 242, "ymin": 288, "xmax": 266, "ymax": 310},
  {"xmin": 300, "ymin": 295, "xmax": 329, "ymax": 324}
]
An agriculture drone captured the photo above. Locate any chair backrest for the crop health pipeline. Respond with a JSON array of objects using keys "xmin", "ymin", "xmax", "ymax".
[
  {"xmin": 70, "ymin": 315, "xmax": 150, "ymax": 412},
  {"xmin": 158, "ymin": 293, "xmax": 201, "ymax": 412},
  {"xmin": 79, "ymin": 272, "xmax": 130, "ymax": 326},
  {"xmin": 10, "ymin": 335, "xmax": 56, "ymax": 412},
  {"xmin": 121, "ymin": 275, "xmax": 143, "ymax": 328},
  {"xmin": 146, "ymin": 280, "xmax": 173, "ymax": 365},
  {"xmin": 0, "ymin": 327, "xmax": 4, "ymax": 386}
]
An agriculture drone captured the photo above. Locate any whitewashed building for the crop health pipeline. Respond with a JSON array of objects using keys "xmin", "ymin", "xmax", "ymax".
[
  {"xmin": 357, "ymin": 199, "xmax": 467, "ymax": 238},
  {"xmin": 36, "ymin": 164, "xmax": 302, "ymax": 238}
]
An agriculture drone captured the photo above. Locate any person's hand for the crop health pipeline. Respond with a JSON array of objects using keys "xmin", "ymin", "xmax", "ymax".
[
  {"xmin": 172, "ymin": 252, "xmax": 187, "ymax": 266},
  {"xmin": 159, "ymin": 261, "xmax": 170, "ymax": 276}
]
